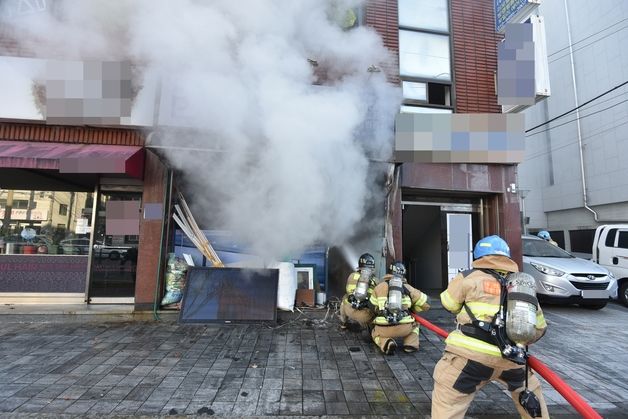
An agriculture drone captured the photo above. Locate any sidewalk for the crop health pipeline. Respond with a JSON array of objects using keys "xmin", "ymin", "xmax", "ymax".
[{"xmin": 0, "ymin": 302, "xmax": 626, "ymax": 418}]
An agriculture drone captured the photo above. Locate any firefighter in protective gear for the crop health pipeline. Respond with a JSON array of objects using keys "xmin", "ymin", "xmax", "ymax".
[
  {"xmin": 339, "ymin": 253, "xmax": 378, "ymax": 329},
  {"xmin": 432, "ymin": 235, "xmax": 549, "ymax": 419},
  {"xmin": 537, "ymin": 230, "xmax": 558, "ymax": 247},
  {"xmin": 369, "ymin": 261, "xmax": 430, "ymax": 355}
]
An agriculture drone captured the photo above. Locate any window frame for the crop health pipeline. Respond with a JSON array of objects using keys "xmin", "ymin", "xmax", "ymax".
[
  {"xmin": 58, "ymin": 203, "xmax": 68, "ymax": 216},
  {"xmin": 397, "ymin": 0, "xmax": 454, "ymax": 113},
  {"xmin": 616, "ymin": 230, "xmax": 628, "ymax": 249}
]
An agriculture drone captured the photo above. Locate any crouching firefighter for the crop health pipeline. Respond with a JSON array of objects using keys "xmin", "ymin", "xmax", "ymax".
[
  {"xmin": 431, "ymin": 235, "xmax": 549, "ymax": 419},
  {"xmin": 369, "ymin": 261, "xmax": 430, "ymax": 354},
  {"xmin": 340, "ymin": 253, "xmax": 378, "ymax": 330}
]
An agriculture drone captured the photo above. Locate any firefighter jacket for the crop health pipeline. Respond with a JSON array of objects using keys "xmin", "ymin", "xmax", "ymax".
[
  {"xmin": 369, "ymin": 275, "xmax": 430, "ymax": 326},
  {"xmin": 342, "ymin": 270, "xmax": 377, "ymax": 306},
  {"xmin": 440, "ymin": 255, "xmax": 548, "ymax": 366}
]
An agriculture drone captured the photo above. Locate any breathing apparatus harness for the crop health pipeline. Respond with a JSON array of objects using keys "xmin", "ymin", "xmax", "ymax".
[
  {"xmin": 347, "ymin": 268, "xmax": 373, "ymax": 310},
  {"xmin": 461, "ymin": 268, "xmax": 542, "ymax": 417},
  {"xmin": 380, "ymin": 276, "xmax": 409, "ymax": 325}
]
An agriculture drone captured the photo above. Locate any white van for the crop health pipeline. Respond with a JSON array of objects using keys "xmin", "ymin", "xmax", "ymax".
[{"xmin": 592, "ymin": 225, "xmax": 628, "ymax": 306}]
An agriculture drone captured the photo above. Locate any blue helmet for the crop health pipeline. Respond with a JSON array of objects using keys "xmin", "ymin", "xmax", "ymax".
[
  {"xmin": 537, "ymin": 230, "xmax": 551, "ymax": 241},
  {"xmin": 473, "ymin": 235, "xmax": 511, "ymax": 259}
]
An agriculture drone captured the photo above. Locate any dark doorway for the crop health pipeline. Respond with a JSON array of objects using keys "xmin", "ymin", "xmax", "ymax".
[{"xmin": 402, "ymin": 205, "xmax": 443, "ymax": 293}]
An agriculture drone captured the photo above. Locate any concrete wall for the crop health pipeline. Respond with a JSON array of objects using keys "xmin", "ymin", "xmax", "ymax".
[{"xmin": 519, "ymin": 0, "xmax": 628, "ymax": 232}]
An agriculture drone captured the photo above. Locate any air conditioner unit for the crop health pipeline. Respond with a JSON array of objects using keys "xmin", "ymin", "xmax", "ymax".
[{"xmin": 502, "ymin": 15, "xmax": 551, "ymax": 113}]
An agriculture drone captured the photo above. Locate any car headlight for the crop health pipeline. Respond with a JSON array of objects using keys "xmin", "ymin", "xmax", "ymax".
[
  {"xmin": 530, "ymin": 262, "xmax": 565, "ymax": 277},
  {"xmin": 608, "ymin": 271, "xmax": 615, "ymax": 279}
]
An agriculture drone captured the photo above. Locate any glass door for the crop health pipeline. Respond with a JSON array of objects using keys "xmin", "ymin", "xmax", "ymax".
[{"xmin": 89, "ymin": 191, "xmax": 141, "ymax": 301}]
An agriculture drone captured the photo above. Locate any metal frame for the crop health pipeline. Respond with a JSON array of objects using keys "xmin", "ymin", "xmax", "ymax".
[
  {"xmin": 85, "ymin": 181, "xmax": 143, "ymax": 303},
  {"xmin": 83, "ymin": 183, "xmax": 99, "ymax": 302}
]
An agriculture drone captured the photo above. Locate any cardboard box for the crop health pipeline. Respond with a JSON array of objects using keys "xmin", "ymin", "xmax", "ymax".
[{"xmin": 295, "ymin": 289, "xmax": 315, "ymax": 307}]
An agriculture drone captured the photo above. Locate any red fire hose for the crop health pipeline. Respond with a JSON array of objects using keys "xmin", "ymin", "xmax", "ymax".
[{"xmin": 412, "ymin": 314, "xmax": 602, "ymax": 419}]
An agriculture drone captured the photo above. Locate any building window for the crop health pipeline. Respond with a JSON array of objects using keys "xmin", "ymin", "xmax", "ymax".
[
  {"xmin": 399, "ymin": 30, "xmax": 451, "ymax": 80},
  {"xmin": 398, "ymin": 0, "xmax": 449, "ymax": 32},
  {"xmin": 59, "ymin": 204, "xmax": 68, "ymax": 216},
  {"xmin": 401, "ymin": 105, "xmax": 452, "ymax": 114},
  {"xmin": 398, "ymin": 0, "xmax": 453, "ymax": 113}
]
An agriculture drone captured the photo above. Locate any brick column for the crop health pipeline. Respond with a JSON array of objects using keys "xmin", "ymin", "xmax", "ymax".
[{"xmin": 135, "ymin": 150, "xmax": 167, "ymax": 311}]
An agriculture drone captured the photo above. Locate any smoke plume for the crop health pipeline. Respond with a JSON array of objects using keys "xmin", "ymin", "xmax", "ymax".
[{"xmin": 1, "ymin": 0, "xmax": 401, "ymax": 260}]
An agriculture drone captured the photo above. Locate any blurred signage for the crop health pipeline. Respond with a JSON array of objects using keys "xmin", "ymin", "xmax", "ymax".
[
  {"xmin": 395, "ymin": 113, "xmax": 525, "ymax": 164},
  {"xmin": 0, "ymin": 208, "xmax": 45, "ymax": 220},
  {"xmin": 494, "ymin": 0, "xmax": 540, "ymax": 32},
  {"xmin": 75, "ymin": 218, "xmax": 89, "ymax": 234}
]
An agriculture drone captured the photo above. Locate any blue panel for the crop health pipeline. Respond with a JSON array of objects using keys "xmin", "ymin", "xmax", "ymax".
[
  {"xmin": 494, "ymin": 0, "xmax": 529, "ymax": 32},
  {"xmin": 174, "ymin": 230, "xmax": 328, "ymax": 291}
]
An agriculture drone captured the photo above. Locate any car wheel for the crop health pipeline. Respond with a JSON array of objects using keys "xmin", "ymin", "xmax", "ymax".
[
  {"xmin": 580, "ymin": 302, "xmax": 607, "ymax": 310},
  {"xmin": 109, "ymin": 251, "xmax": 120, "ymax": 261},
  {"xmin": 619, "ymin": 282, "xmax": 628, "ymax": 307}
]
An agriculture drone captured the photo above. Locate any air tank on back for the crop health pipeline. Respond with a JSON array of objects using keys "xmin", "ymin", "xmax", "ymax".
[
  {"xmin": 505, "ymin": 272, "xmax": 539, "ymax": 347},
  {"xmin": 387, "ymin": 276, "xmax": 403, "ymax": 312},
  {"xmin": 353, "ymin": 268, "xmax": 372, "ymax": 302}
]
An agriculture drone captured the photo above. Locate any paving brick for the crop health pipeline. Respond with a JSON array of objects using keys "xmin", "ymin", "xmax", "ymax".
[
  {"xmin": 326, "ymin": 401, "xmax": 349, "ymax": 414},
  {"xmin": 0, "ymin": 306, "xmax": 626, "ymax": 418},
  {"xmin": 303, "ymin": 399, "xmax": 326, "ymax": 415},
  {"xmin": 0, "ymin": 397, "xmax": 29, "ymax": 412}
]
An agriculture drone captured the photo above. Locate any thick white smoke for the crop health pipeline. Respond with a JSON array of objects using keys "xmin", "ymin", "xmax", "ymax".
[{"xmin": 1, "ymin": 0, "xmax": 401, "ymax": 260}]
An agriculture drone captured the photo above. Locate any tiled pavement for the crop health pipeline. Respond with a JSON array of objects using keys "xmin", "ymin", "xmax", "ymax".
[{"xmin": 0, "ymin": 302, "xmax": 627, "ymax": 418}]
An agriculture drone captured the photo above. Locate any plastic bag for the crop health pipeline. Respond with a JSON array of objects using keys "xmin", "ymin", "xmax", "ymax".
[{"xmin": 161, "ymin": 253, "xmax": 188, "ymax": 306}]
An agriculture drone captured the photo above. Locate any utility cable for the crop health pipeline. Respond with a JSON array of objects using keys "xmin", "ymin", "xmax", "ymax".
[
  {"xmin": 549, "ymin": 25, "xmax": 628, "ymax": 64},
  {"xmin": 525, "ymin": 80, "xmax": 628, "ymax": 133},
  {"xmin": 547, "ymin": 18, "xmax": 628, "ymax": 58},
  {"xmin": 525, "ymin": 98, "xmax": 628, "ymax": 137},
  {"xmin": 524, "ymin": 117, "xmax": 628, "ymax": 162}
]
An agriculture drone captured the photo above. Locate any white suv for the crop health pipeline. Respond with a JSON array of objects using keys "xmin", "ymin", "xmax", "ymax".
[{"xmin": 592, "ymin": 225, "xmax": 628, "ymax": 306}]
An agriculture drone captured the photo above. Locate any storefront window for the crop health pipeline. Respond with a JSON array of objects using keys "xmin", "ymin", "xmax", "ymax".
[{"xmin": 0, "ymin": 189, "xmax": 93, "ymax": 255}]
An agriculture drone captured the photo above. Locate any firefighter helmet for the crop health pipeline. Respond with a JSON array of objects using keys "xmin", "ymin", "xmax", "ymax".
[
  {"xmin": 473, "ymin": 235, "xmax": 511, "ymax": 259},
  {"xmin": 389, "ymin": 261, "xmax": 406, "ymax": 277},
  {"xmin": 358, "ymin": 253, "xmax": 376, "ymax": 269}
]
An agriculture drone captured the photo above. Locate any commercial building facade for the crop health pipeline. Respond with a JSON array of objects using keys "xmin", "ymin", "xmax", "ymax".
[
  {"xmin": 0, "ymin": 0, "xmax": 521, "ymax": 307},
  {"xmin": 367, "ymin": 0, "xmax": 521, "ymax": 292},
  {"xmin": 517, "ymin": 0, "xmax": 628, "ymax": 255}
]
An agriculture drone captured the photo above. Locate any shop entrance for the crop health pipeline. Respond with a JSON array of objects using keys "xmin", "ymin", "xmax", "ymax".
[
  {"xmin": 88, "ymin": 190, "xmax": 141, "ymax": 302},
  {"xmin": 402, "ymin": 200, "xmax": 479, "ymax": 293}
]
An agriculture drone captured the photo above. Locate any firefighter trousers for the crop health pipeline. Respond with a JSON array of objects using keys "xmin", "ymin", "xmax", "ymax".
[
  {"xmin": 431, "ymin": 351, "xmax": 549, "ymax": 419},
  {"xmin": 371, "ymin": 323, "xmax": 420, "ymax": 352},
  {"xmin": 339, "ymin": 301, "xmax": 374, "ymax": 329}
]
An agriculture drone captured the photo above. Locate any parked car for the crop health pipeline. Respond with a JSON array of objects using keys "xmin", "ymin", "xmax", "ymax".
[
  {"xmin": 92, "ymin": 241, "xmax": 130, "ymax": 260},
  {"xmin": 592, "ymin": 224, "xmax": 628, "ymax": 306},
  {"xmin": 522, "ymin": 235, "xmax": 617, "ymax": 310},
  {"xmin": 59, "ymin": 238, "xmax": 90, "ymax": 255}
]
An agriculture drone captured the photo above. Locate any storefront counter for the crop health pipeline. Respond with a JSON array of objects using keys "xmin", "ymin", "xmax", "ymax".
[{"xmin": 0, "ymin": 254, "xmax": 88, "ymax": 294}]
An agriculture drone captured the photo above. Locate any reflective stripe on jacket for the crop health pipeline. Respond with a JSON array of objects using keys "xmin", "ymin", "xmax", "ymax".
[
  {"xmin": 440, "ymin": 255, "xmax": 547, "ymax": 358},
  {"xmin": 343, "ymin": 271, "xmax": 377, "ymax": 305}
]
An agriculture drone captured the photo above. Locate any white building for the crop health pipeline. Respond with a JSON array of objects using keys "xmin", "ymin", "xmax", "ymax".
[{"xmin": 518, "ymin": 0, "xmax": 628, "ymax": 256}]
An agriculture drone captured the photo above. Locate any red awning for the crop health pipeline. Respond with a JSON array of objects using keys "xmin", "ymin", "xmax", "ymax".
[{"xmin": 0, "ymin": 141, "xmax": 144, "ymax": 178}]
